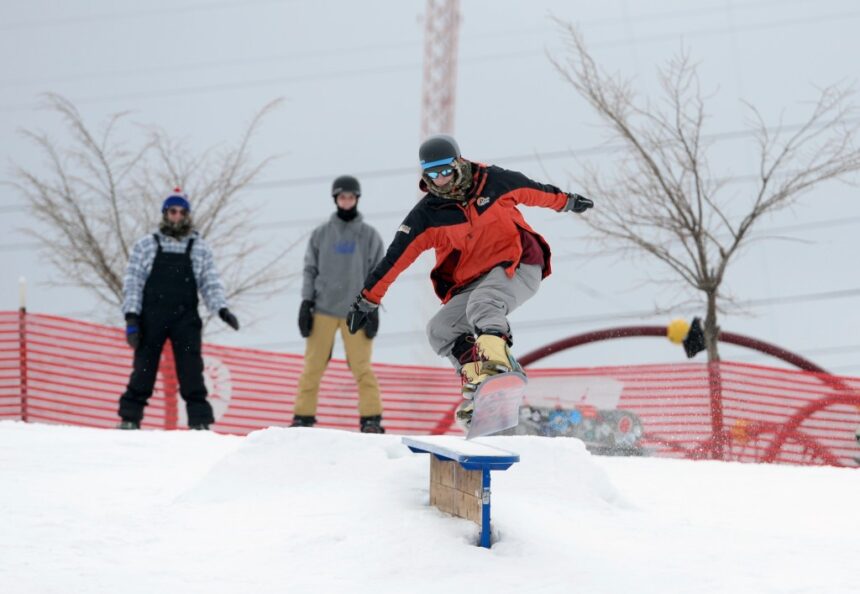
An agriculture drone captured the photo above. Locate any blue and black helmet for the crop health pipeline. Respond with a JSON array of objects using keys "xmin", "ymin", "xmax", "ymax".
[{"xmin": 419, "ymin": 134, "xmax": 461, "ymax": 172}]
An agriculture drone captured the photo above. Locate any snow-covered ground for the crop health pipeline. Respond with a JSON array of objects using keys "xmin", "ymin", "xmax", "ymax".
[{"xmin": 1, "ymin": 421, "xmax": 857, "ymax": 594}]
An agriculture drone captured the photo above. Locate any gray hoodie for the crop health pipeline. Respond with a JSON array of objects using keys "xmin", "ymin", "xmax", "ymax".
[{"xmin": 301, "ymin": 212, "xmax": 385, "ymax": 318}]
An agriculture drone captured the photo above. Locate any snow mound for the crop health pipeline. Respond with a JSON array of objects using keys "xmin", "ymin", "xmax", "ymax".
[{"xmin": 3, "ymin": 421, "xmax": 859, "ymax": 594}]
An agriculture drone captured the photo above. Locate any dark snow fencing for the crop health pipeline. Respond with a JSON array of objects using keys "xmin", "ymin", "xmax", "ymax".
[{"xmin": 1, "ymin": 311, "xmax": 859, "ymax": 467}]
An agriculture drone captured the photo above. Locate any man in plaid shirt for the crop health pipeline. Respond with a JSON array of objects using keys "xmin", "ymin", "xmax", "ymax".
[{"xmin": 117, "ymin": 188, "xmax": 239, "ymax": 430}]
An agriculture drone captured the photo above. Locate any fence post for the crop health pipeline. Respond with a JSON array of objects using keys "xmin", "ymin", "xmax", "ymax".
[
  {"xmin": 708, "ymin": 361, "xmax": 725, "ymax": 459},
  {"xmin": 161, "ymin": 340, "xmax": 178, "ymax": 430},
  {"xmin": 18, "ymin": 277, "xmax": 28, "ymax": 423}
]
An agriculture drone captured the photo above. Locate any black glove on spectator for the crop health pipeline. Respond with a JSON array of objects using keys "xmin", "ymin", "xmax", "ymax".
[
  {"xmin": 219, "ymin": 308, "xmax": 240, "ymax": 331},
  {"xmin": 347, "ymin": 295, "xmax": 379, "ymax": 334},
  {"xmin": 125, "ymin": 313, "xmax": 140, "ymax": 350},
  {"xmin": 364, "ymin": 308, "xmax": 380, "ymax": 339},
  {"xmin": 298, "ymin": 300, "xmax": 315, "ymax": 338},
  {"xmin": 565, "ymin": 193, "xmax": 594, "ymax": 213}
]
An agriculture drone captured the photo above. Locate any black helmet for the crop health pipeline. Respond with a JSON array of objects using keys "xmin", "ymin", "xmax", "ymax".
[
  {"xmin": 331, "ymin": 175, "xmax": 361, "ymax": 198},
  {"xmin": 419, "ymin": 134, "xmax": 461, "ymax": 171}
]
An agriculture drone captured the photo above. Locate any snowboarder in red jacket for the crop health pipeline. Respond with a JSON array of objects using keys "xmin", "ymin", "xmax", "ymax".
[{"xmin": 347, "ymin": 135, "xmax": 593, "ymax": 418}]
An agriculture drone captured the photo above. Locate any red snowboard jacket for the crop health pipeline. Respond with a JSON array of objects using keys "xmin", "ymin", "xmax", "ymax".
[{"xmin": 361, "ymin": 162, "xmax": 569, "ymax": 304}]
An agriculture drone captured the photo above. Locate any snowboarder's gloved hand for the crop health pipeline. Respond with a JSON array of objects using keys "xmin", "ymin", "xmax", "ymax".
[
  {"xmin": 363, "ymin": 308, "xmax": 380, "ymax": 339},
  {"xmin": 347, "ymin": 295, "xmax": 378, "ymax": 334},
  {"xmin": 565, "ymin": 193, "xmax": 594, "ymax": 214},
  {"xmin": 125, "ymin": 313, "xmax": 141, "ymax": 350},
  {"xmin": 219, "ymin": 308, "xmax": 240, "ymax": 331},
  {"xmin": 298, "ymin": 300, "xmax": 315, "ymax": 338}
]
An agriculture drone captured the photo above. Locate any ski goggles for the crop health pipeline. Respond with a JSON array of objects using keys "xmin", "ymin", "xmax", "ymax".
[{"xmin": 425, "ymin": 166, "xmax": 455, "ymax": 179}]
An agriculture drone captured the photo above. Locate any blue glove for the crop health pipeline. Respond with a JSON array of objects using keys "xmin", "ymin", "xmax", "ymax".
[{"xmin": 125, "ymin": 313, "xmax": 140, "ymax": 350}]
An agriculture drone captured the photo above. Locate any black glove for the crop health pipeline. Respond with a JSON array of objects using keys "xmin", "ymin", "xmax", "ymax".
[
  {"xmin": 363, "ymin": 308, "xmax": 380, "ymax": 339},
  {"xmin": 347, "ymin": 295, "xmax": 379, "ymax": 334},
  {"xmin": 125, "ymin": 313, "xmax": 140, "ymax": 350},
  {"xmin": 566, "ymin": 193, "xmax": 594, "ymax": 214},
  {"xmin": 298, "ymin": 299, "xmax": 315, "ymax": 338},
  {"xmin": 219, "ymin": 308, "xmax": 240, "ymax": 331}
]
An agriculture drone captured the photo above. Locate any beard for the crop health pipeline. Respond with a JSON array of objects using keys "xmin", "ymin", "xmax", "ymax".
[{"xmin": 159, "ymin": 214, "xmax": 193, "ymax": 238}]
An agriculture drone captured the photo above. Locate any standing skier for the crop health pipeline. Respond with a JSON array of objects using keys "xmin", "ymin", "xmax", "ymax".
[
  {"xmin": 118, "ymin": 188, "xmax": 239, "ymax": 430},
  {"xmin": 292, "ymin": 175, "xmax": 387, "ymax": 433},
  {"xmin": 347, "ymin": 135, "xmax": 593, "ymax": 423}
]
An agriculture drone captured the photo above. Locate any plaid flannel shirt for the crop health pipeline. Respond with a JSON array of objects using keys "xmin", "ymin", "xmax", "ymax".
[{"xmin": 121, "ymin": 231, "xmax": 228, "ymax": 316}]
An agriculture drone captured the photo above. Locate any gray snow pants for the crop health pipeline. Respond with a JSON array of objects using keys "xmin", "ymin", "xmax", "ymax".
[{"xmin": 426, "ymin": 264, "xmax": 542, "ymax": 369}]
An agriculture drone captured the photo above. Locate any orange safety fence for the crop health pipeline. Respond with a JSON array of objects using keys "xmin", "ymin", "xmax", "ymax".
[{"xmin": 1, "ymin": 311, "xmax": 859, "ymax": 467}]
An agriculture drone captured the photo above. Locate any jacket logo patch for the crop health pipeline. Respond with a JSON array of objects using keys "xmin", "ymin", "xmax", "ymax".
[
  {"xmin": 335, "ymin": 240, "xmax": 356, "ymax": 254},
  {"xmin": 477, "ymin": 196, "xmax": 490, "ymax": 207},
  {"xmin": 397, "ymin": 224, "xmax": 411, "ymax": 234}
]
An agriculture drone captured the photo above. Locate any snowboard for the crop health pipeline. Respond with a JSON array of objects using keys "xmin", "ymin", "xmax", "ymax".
[{"xmin": 460, "ymin": 371, "xmax": 527, "ymax": 439}]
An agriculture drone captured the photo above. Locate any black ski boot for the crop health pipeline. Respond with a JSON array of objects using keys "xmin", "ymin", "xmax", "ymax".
[
  {"xmin": 290, "ymin": 415, "xmax": 317, "ymax": 428},
  {"xmin": 360, "ymin": 415, "xmax": 385, "ymax": 434}
]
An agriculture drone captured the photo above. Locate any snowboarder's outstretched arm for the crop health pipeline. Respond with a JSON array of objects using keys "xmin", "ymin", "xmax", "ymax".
[
  {"xmin": 346, "ymin": 208, "xmax": 433, "ymax": 333},
  {"xmin": 491, "ymin": 166, "xmax": 593, "ymax": 213},
  {"xmin": 359, "ymin": 208, "xmax": 434, "ymax": 305}
]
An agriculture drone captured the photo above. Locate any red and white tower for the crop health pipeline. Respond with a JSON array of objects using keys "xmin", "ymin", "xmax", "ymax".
[
  {"xmin": 412, "ymin": 1, "xmax": 462, "ymax": 364},
  {"xmin": 420, "ymin": 0, "xmax": 461, "ymax": 139}
]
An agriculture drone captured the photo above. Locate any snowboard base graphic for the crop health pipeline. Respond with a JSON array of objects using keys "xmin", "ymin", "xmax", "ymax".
[{"xmin": 460, "ymin": 371, "xmax": 527, "ymax": 439}]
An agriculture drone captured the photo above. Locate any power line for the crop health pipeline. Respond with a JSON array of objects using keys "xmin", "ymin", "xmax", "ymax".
[
  {"xmin": 2, "ymin": 40, "xmax": 422, "ymax": 89},
  {"xmin": 827, "ymin": 363, "xmax": 860, "ymax": 373},
  {"xmin": 0, "ymin": 0, "xmax": 826, "ymax": 88},
  {"xmin": 0, "ymin": 0, "xmax": 294, "ymax": 32},
  {"xmin": 240, "ymin": 116, "xmax": 860, "ymax": 194},
  {"xmin": 743, "ymin": 287, "xmax": 860, "ymax": 308},
  {"xmin": 243, "ymin": 285, "xmax": 860, "ymax": 350},
  {"xmin": 0, "ymin": 241, "xmax": 39, "ymax": 253},
  {"xmin": 721, "ymin": 343, "xmax": 860, "ymax": 372},
  {"xmin": 0, "ymin": 60, "xmax": 423, "ymax": 112},
  {"xmin": 5, "ymin": 8, "xmax": 860, "ymax": 111},
  {"xmin": 2, "ymin": 186, "xmax": 858, "ymax": 252},
  {"xmin": 2, "ymin": 209, "xmax": 856, "ymax": 254},
  {"xmin": 2, "ymin": 0, "xmax": 815, "ymax": 34}
]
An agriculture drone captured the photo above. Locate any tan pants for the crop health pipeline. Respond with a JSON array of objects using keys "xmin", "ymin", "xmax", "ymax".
[{"xmin": 293, "ymin": 313, "xmax": 383, "ymax": 417}]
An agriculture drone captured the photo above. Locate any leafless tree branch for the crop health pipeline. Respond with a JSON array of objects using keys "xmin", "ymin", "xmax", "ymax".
[
  {"xmin": 12, "ymin": 94, "xmax": 294, "ymax": 330},
  {"xmin": 550, "ymin": 24, "xmax": 860, "ymax": 360}
]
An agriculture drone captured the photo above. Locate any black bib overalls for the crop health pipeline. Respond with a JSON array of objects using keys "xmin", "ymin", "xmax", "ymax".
[{"xmin": 118, "ymin": 235, "xmax": 214, "ymax": 426}]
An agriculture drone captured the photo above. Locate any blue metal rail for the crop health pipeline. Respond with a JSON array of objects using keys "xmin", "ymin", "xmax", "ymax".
[{"xmin": 402, "ymin": 436, "xmax": 520, "ymax": 548}]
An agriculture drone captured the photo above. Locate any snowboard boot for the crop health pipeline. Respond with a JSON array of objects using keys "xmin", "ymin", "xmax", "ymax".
[
  {"xmin": 290, "ymin": 415, "xmax": 317, "ymax": 428},
  {"xmin": 476, "ymin": 332, "xmax": 521, "ymax": 374},
  {"xmin": 456, "ymin": 333, "xmax": 521, "ymax": 430},
  {"xmin": 117, "ymin": 419, "xmax": 140, "ymax": 430},
  {"xmin": 461, "ymin": 333, "xmax": 520, "ymax": 395},
  {"xmin": 189, "ymin": 423, "xmax": 210, "ymax": 430},
  {"xmin": 359, "ymin": 415, "xmax": 385, "ymax": 434}
]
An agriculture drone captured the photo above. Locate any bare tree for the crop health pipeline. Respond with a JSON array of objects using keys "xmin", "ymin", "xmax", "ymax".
[
  {"xmin": 12, "ymin": 93, "xmax": 300, "ymax": 327},
  {"xmin": 550, "ymin": 24, "xmax": 860, "ymax": 362}
]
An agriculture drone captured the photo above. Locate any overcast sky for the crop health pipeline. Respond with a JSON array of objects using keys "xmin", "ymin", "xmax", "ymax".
[{"xmin": 1, "ymin": 0, "xmax": 858, "ymax": 373}]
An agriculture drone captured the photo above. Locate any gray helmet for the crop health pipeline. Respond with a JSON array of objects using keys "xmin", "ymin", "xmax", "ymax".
[
  {"xmin": 331, "ymin": 175, "xmax": 361, "ymax": 198},
  {"xmin": 419, "ymin": 134, "xmax": 461, "ymax": 171}
]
